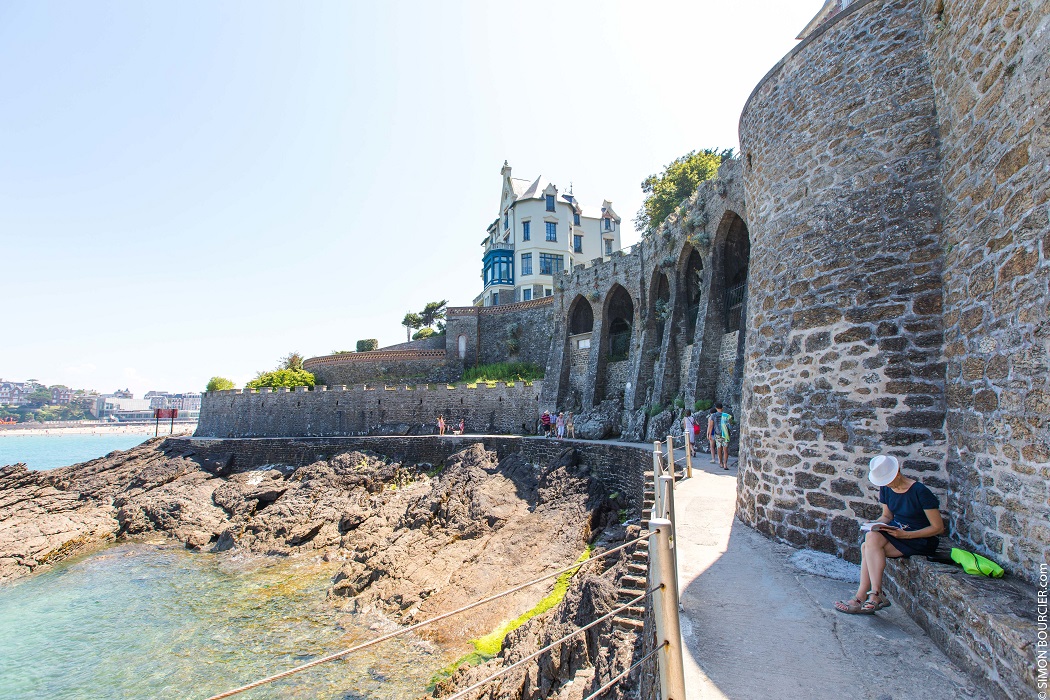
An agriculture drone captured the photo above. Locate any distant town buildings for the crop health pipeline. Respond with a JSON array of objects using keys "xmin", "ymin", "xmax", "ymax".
[
  {"xmin": 50, "ymin": 386, "xmax": 72, "ymax": 404},
  {"xmin": 0, "ymin": 381, "xmax": 30, "ymax": 406},
  {"xmin": 145, "ymin": 391, "xmax": 203, "ymax": 412},
  {"xmin": 475, "ymin": 162, "xmax": 623, "ymax": 307}
]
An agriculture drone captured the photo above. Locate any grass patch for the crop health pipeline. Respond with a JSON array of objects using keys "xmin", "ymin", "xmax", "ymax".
[
  {"xmin": 646, "ymin": 403, "xmax": 666, "ymax": 418},
  {"xmin": 461, "ymin": 362, "xmax": 544, "ymax": 384},
  {"xmin": 694, "ymin": 399, "xmax": 713, "ymax": 412},
  {"xmin": 428, "ymin": 546, "xmax": 592, "ymax": 689}
]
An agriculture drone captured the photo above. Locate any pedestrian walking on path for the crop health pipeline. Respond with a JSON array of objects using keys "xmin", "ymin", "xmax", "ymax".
[
  {"xmin": 706, "ymin": 407, "xmax": 719, "ymax": 464},
  {"xmin": 681, "ymin": 409, "xmax": 696, "ymax": 457}
]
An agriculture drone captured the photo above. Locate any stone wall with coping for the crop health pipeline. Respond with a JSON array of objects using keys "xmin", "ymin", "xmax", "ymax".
[
  {"xmin": 737, "ymin": 0, "xmax": 949, "ymax": 560},
  {"xmin": 195, "ymin": 382, "xmax": 543, "ymax": 438},
  {"xmin": 444, "ymin": 297, "xmax": 556, "ymax": 380},
  {"xmin": 304, "ymin": 350, "xmax": 449, "ymax": 385},
  {"xmin": 920, "ymin": 0, "xmax": 1049, "ymax": 586}
]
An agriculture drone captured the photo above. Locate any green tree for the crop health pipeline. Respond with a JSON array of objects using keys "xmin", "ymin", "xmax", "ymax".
[
  {"xmin": 280, "ymin": 352, "xmax": 304, "ymax": 371},
  {"xmin": 419, "ymin": 300, "xmax": 448, "ymax": 329},
  {"xmin": 246, "ymin": 369, "xmax": 315, "ymax": 390},
  {"xmin": 402, "ymin": 312, "xmax": 423, "ymax": 341},
  {"xmin": 332, "ymin": 350, "xmax": 353, "ymax": 354},
  {"xmin": 356, "ymin": 339, "xmax": 379, "ymax": 352},
  {"xmin": 634, "ymin": 148, "xmax": 734, "ymax": 234},
  {"xmin": 206, "ymin": 376, "xmax": 236, "ymax": 392},
  {"xmin": 26, "ymin": 387, "xmax": 52, "ymax": 407},
  {"xmin": 412, "ymin": 327, "xmax": 436, "ymax": 340}
]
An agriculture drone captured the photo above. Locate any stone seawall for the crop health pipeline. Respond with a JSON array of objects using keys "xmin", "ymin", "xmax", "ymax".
[
  {"xmin": 737, "ymin": 0, "xmax": 949, "ymax": 560},
  {"xmin": 195, "ymin": 382, "xmax": 543, "ymax": 438},
  {"xmin": 167, "ymin": 435, "xmax": 650, "ymax": 513}
]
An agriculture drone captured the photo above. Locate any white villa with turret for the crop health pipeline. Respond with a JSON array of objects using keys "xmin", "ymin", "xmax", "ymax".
[{"xmin": 475, "ymin": 162, "xmax": 623, "ymax": 307}]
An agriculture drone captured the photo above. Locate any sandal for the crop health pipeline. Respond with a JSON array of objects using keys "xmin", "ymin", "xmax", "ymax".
[
  {"xmin": 861, "ymin": 591, "xmax": 891, "ymax": 613},
  {"xmin": 834, "ymin": 596, "xmax": 869, "ymax": 615}
]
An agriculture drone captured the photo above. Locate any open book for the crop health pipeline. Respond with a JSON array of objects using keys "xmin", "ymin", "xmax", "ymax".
[{"xmin": 861, "ymin": 522, "xmax": 908, "ymax": 532}]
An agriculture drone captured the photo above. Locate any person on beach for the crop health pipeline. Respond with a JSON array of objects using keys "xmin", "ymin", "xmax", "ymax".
[
  {"xmin": 437, "ymin": 415, "xmax": 446, "ymax": 436},
  {"xmin": 715, "ymin": 402, "xmax": 732, "ymax": 470},
  {"xmin": 835, "ymin": 455, "xmax": 944, "ymax": 614},
  {"xmin": 706, "ymin": 406, "xmax": 720, "ymax": 464},
  {"xmin": 566, "ymin": 412, "xmax": 575, "ymax": 439},
  {"xmin": 556, "ymin": 412, "xmax": 566, "ymax": 439},
  {"xmin": 681, "ymin": 410, "xmax": 696, "ymax": 457}
]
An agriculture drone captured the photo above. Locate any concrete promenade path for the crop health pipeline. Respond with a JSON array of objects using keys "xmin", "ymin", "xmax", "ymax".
[{"xmin": 667, "ymin": 451, "xmax": 977, "ymax": 700}]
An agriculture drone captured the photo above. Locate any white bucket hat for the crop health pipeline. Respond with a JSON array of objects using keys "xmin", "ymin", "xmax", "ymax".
[{"xmin": 868, "ymin": 455, "xmax": 900, "ymax": 486}]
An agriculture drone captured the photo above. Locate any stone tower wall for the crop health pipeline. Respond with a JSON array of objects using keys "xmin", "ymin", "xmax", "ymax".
[
  {"xmin": 920, "ymin": 0, "xmax": 1049, "ymax": 584},
  {"xmin": 737, "ymin": 0, "xmax": 950, "ymax": 559}
]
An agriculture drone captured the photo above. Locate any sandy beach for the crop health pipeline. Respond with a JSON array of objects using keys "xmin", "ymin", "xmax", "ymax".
[{"xmin": 0, "ymin": 423, "xmax": 197, "ymax": 438}]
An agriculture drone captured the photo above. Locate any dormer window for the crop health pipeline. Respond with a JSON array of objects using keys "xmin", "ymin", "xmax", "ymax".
[
  {"xmin": 604, "ymin": 217, "xmax": 612, "ymax": 231},
  {"xmin": 545, "ymin": 194, "xmax": 555, "ymax": 212},
  {"xmin": 573, "ymin": 212, "xmax": 580, "ymax": 226}
]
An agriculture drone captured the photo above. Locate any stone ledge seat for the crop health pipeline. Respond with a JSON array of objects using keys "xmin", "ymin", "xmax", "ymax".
[{"xmin": 882, "ymin": 538, "xmax": 1037, "ymax": 699}]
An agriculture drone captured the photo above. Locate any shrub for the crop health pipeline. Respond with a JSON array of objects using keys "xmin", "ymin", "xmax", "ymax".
[
  {"xmin": 461, "ymin": 362, "xmax": 544, "ymax": 384},
  {"xmin": 206, "ymin": 377, "xmax": 236, "ymax": 392},
  {"xmin": 245, "ymin": 369, "xmax": 315, "ymax": 389},
  {"xmin": 694, "ymin": 399, "xmax": 713, "ymax": 412},
  {"xmin": 356, "ymin": 339, "xmax": 379, "ymax": 352},
  {"xmin": 412, "ymin": 328, "xmax": 436, "ymax": 340},
  {"xmin": 646, "ymin": 404, "xmax": 666, "ymax": 417}
]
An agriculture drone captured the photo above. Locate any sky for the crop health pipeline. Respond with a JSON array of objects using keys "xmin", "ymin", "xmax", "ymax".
[{"xmin": 1, "ymin": 0, "xmax": 819, "ymax": 396}]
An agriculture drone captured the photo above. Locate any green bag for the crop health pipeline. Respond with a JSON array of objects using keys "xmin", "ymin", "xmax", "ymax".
[{"xmin": 950, "ymin": 548, "xmax": 1005, "ymax": 578}]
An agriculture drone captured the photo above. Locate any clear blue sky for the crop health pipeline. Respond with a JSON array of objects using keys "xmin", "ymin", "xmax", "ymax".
[{"xmin": 1, "ymin": 1, "xmax": 818, "ymax": 395}]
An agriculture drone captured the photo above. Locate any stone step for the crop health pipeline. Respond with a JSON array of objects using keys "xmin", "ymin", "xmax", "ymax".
[
  {"xmin": 617, "ymin": 587, "xmax": 646, "ymax": 600},
  {"xmin": 624, "ymin": 605, "xmax": 646, "ymax": 617},
  {"xmin": 631, "ymin": 551, "xmax": 649, "ymax": 562},
  {"xmin": 621, "ymin": 574, "xmax": 647, "ymax": 587},
  {"xmin": 612, "ymin": 617, "xmax": 644, "ymax": 632},
  {"xmin": 627, "ymin": 563, "xmax": 648, "ymax": 575}
]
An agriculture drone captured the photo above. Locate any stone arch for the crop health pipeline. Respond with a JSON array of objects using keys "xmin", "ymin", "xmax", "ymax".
[
  {"xmin": 569, "ymin": 296, "xmax": 594, "ymax": 335},
  {"xmin": 679, "ymin": 244, "xmax": 705, "ymax": 342},
  {"xmin": 634, "ymin": 270, "xmax": 671, "ymax": 411},
  {"xmin": 558, "ymin": 295, "xmax": 595, "ymax": 410},
  {"xmin": 595, "ymin": 284, "xmax": 636, "ymax": 405},
  {"xmin": 694, "ymin": 210, "xmax": 751, "ymax": 415}
]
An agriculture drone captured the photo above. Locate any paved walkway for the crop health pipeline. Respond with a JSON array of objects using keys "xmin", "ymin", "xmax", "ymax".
[{"xmin": 671, "ymin": 453, "xmax": 977, "ymax": 700}]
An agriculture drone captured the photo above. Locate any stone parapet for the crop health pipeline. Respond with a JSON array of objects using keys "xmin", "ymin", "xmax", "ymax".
[{"xmin": 196, "ymin": 381, "xmax": 544, "ymax": 438}]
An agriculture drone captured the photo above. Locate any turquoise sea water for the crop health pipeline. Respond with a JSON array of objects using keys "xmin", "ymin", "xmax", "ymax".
[
  {"xmin": 0, "ymin": 543, "xmax": 443, "ymax": 699},
  {"xmin": 0, "ymin": 433, "xmax": 156, "ymax": 470}
]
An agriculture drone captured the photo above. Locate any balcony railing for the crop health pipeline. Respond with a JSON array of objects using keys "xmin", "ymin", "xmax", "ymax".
[{"xmin": 487, "ymin": 242, "xmax": 514, "ymax": 252}]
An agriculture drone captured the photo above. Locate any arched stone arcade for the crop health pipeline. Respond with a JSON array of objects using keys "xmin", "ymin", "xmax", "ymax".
[{"xmin": 557, "ymin": 295, "xmax": 596, "ymax": 410}]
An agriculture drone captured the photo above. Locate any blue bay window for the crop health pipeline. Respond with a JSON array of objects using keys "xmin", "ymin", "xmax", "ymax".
[
  {"xmin": 545, "ymin": 221, "xmax": 557, "ymax": 241},
  {"xmin": 483, "ymin": 249, "xmax": 514, "ymax": 287},
  {"xmin": 522, "ymin": 220, "xmax": 530, "ymax": 241}
]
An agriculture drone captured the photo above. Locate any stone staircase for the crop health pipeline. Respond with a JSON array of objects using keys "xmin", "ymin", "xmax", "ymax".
[{"xmin": 612, "ymin": 461, "xmax": 683, "ymax": 631}]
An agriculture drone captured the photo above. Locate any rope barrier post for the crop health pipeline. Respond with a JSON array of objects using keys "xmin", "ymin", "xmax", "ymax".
[
  {"xmin": 684, "ymin": 432, "xmax": 693, "ymax": 479},
  {"xmin": 652, "ymin": 442, "xmax": 664, "ymax": 520},
  {"xmin": 665, "ymin": 435, "xmax": 675, "ymax": 483},
  {"xmin": 649, "ymin": 519, "xmax": 687, "ymax": 700},
  {"xmin": 659, "ymin": 474, "xmax": 681, "ymax": 606}
]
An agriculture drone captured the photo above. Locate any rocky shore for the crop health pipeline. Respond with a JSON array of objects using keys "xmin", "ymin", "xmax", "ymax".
[{"xmin": 0, "ymin": 438, "xmax": 643, "ymax": 698}]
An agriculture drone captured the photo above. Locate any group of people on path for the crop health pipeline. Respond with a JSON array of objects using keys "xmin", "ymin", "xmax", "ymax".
[
  {"xmin": 540, "ymin": 410, "xmax": 574, "ymax": 439},
  {"xmin": 435, "ymin": 415, "xmax": 465, "ymax": 436},
  {"xmin": 681, "ymin": 403, "xmax": 734, "ymax": 470}
]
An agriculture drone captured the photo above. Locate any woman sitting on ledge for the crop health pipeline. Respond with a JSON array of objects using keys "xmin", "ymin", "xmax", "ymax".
[{"xmin": 835, "ymin": 455, "xmax": 945, "ymax": 615}]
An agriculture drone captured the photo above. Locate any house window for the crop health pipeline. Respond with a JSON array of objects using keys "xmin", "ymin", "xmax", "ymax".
[
  {"xmin": 522, "ymin": 221, "xmax": 530, "ymax": 241},
  {"xmin": 605, "ymin": 239, "xmax": 613, "ymax": 255},
  {"xmin": 545, "ymin": 222, "xmax": 557, "ymax": 241},
  {"xmin": 604, "ymin": 217, "xmax": 612, "ymax": 231},
  {"xmin": 492, "ymin": 291, "xmax": 499, "ymax": 306},
  {"xmin": 545, "ymin": 288, "xmax": 553, "ymax": 297},
  {"xmin": 539, "ymin": 253, "xmax": 564, "ymax": 275},
  {"xmin": 545, "ymin": 194, "xmax": 555, "ymax": 211},
  {"xmin": 504, "ymin": 212, "xmax": 509, "ymax": 230},
  {"xmin": 521, "ymin": 252, "xmax": 532, "ymax": 275},
  {"xmin": 573, "ymin": 235, "xmax": 583, "ymax": 253},
  {"xmin": 523, "ymin": 288, "xmax": 532, "ymax": 301},
  {"xmin": 573, "ymin": 212, "xmax": 580, "ymax": 226},
  {"xmin": 458, "ymin": 335, "xmax": 467, "ymax": 359}
]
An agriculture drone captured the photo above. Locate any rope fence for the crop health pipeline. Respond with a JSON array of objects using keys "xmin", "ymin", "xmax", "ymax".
[
  {"xmin": 206, "ymin": 532, "xmax": 657, "ymax": 700},
  {"xmin": 442, "ymin": 585, "xmax": 662, "ymax": 700}
]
